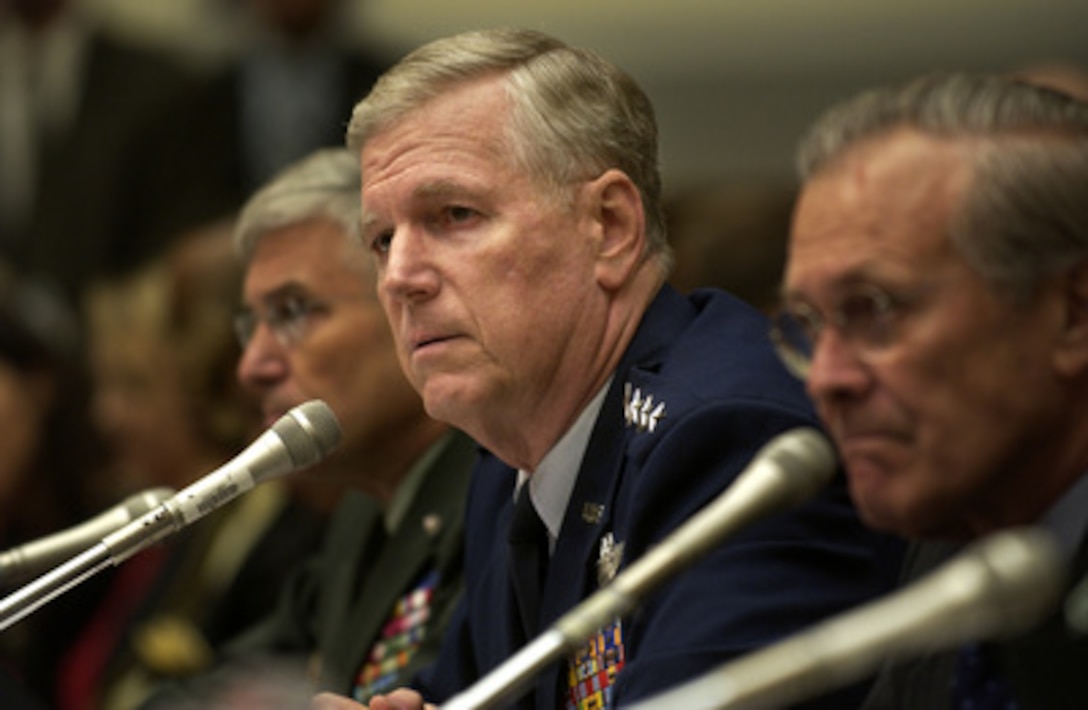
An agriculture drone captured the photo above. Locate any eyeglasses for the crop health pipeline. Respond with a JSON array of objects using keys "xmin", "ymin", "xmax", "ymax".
[
  {"xmin": 769, "ymin": 284, "xmax": 912, "ymax": 379},
  {"xmin": 234, "ymin": 294, "xmax": 329, "ymax": 349}
]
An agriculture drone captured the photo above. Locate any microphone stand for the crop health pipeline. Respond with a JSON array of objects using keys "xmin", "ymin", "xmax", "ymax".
[
  {"xmin": 0, "ymin": 400, "xmax": 341, "ymax": 632},
  {"xmin": 0, "ymin": 504, "xmax": 179, "ymax": 631}
]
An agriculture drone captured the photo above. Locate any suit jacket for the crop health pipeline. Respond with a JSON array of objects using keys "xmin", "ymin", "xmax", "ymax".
[
  {"xmin": 1004, "ymin": 537, "xmax": 1088, "ymax": 710},
  {"xmin": 157, "ymin": 49, "xmax": 388, "ymax": 236},
  {"xmin": 858, "ymin": 541, "xmax": 962, "ymax": 710},
  {"xmin": 224, "ymin": 430, "xmax": 477, "ymax": 696},
  {"xmin": 416, "ymin": 286, "xmax": 905, "ymax": 709},
  {"xmin": 15, "ymin": 30, "xmax": 196, "ymax": 301},
  {"xmin": 862, "ymin": 532, "xmax": 1088, "ymax": 710}
]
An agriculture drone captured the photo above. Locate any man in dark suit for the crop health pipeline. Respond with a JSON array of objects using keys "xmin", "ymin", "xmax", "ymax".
[
  {"xmin": 314, "ymin": 28, "xmax": 904, "ymax": 710},
  {"xmin": 160, "ymin": 0, "xmax": 390, "ymax": 240},
  {"xmin": 0, "ymin": 0, "xmax": 196, "ymax": 303},
  {"xmin": 146, "ymin": 148, "xmax": 474, "ymax": 707},
  {"xmin": 775, "ymin": 73, "xmax": 1088, "ymax": 709}
]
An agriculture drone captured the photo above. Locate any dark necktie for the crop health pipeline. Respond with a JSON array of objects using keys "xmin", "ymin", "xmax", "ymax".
[
  {"xmin": 951, "ymin": 642, "xmax": 1020, "ymax": 710},
  {"xmin": 509, "ymin": 489, "xmax": 549, "ymax": 643}
]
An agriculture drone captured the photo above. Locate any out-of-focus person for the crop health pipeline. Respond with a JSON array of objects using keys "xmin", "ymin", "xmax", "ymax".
[
  {"xmin": 159, "ymin": 0, "xmax": 392, "ymax": 237},
  {"xmin": 141, "ymin": 148, "xmax": 474, "ymax": 709},
  {"xmin": 775, "ymin": 72, "xmax": 1088, "ymax": 709},
  {"xmin": 58, "ymin": 222, "xmax": 327, "ymax": 710},
  {"xmin": 0, "ymin": 261, "xmax": 108, "ymax": 707},
  {"xmin": 0, "ymin": 0, "xmax": 199, "ymax": 305},
  {"xmin": 1013, "ymin": 60, "xmax": 1088, "ymax": 101},
  {"xmin": 666, "ymin": 180, "xmax": 796, "ymax": 312}
]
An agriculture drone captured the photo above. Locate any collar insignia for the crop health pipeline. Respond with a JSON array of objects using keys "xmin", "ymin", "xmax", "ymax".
[
  {"xmin": 623, "ymin": 382, "xmax": 666, "ymax": 433},
  {"xmin": 581, "ymin": 502, "xmax": 605, "ymax": 525}
]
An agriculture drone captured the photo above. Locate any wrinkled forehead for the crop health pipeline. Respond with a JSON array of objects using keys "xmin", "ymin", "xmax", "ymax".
[
  {"xmin": 785, "ymin": 131, "xmax": 974, "ymax": 297},
  {"xmin": 355, "ymin": 72, "xmax": 517, "ymax": 156},
  {"xmin": 361, "ymin": 79, "xmax": 518, "ymax": 172}
]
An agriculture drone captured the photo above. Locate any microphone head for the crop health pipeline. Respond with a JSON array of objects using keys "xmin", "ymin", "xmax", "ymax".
[
  {"xmin": 273, "ymin": 400, "xmax": 342, "ymax": 469},
  {"xmin": 961, "ymin": 526, "xmax": 1067, "ymax": 639},
  {"xmin": 756, "ymin": 427, "xmax": 838, "ymax": 506}
]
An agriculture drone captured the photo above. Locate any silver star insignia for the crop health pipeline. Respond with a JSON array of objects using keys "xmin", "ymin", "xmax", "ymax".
[{"xmin": 623, "ymin": 382, "xmax": 666, "ymax": 432}]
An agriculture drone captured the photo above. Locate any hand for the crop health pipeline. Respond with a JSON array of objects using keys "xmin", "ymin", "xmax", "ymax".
[
  {"xmin": 310, "ymin": 689, "xmax": 431, "ymax": 710},
  {"xmin": 310, "ymin": 692, "xmax": 365, "ymax": 710}
]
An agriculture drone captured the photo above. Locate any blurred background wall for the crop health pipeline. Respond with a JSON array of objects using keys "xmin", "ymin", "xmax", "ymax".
[{"xmin": 83, "ymin": 0, "xmax": 1088, "ymax": 192}]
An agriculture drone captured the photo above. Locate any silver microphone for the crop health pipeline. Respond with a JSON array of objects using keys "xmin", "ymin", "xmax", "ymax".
[
  {"xmin": 0, "ymin": 399, "xmax": 341, "ymax": 630},
  {"xmin": 100, "ymin": 399, "xmax": 341, "ymax": 565},
  {"xmin": 100, "ymin": 397, "xmax": 341, "ymax": 565},
  {"xmin": 632, "ymin": 527, "xmax": 1066, "ymax": 710},
  {"xmin": 0, "ymin": 488, "xmax": 175, "ymax": 588},
  {"xmin": 442, "ymin": 427, "xmax": 838, "ymax": 710},
  {"xmin": 1064, "ymin": 570, "xmax": 1088, "ymax": 635}
]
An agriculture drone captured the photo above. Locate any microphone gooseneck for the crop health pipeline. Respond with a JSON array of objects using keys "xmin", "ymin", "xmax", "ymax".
[
  {"xmin": 0, "ymin": 488, "xmax": 175, "ymax": 589},
  {"xmin": 630, "ymin": 526, "xmax": 1066, "ymax": 710},
  {"xmin": 0, "ymin": 399, "xmax": 341, "ymax": 631}
]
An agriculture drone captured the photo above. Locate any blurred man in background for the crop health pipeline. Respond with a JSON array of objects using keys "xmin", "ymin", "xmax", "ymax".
[
  {"xmin": 0, "ymin": 0, "xmax": 196, "ymax": 305},
  {"xmin": 776, "ymin": 72, "xmax": 1088, "ymax": 709},
  {"xmin": 146, "ymin": 148, "xmax": 475, "ymax": 708}
]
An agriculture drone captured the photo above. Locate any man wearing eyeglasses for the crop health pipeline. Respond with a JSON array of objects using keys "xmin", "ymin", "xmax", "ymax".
[
  {"xmin": 777, "ymin": 73, "xmax": 1088, "ymax": 709},
  {"xmin": 149, "ymin": 148, "xmax": 477, "ymax": 705}
]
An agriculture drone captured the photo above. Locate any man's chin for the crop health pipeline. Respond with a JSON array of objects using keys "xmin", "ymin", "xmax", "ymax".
[
  {"xmin": 420, "ymin": 377, "xmax": 482, "ymax": 424},
  {"xmin": 849, "ymin": 477, "xmax": 969, "ymax": 540},
  {"xmin": 844, "ymin": 462, "xmax": 909, "ymax": 530}
]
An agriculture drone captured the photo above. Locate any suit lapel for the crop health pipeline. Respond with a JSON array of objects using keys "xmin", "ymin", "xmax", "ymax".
[
  {"xmin": 535, "ymin": 287, "xmax": 697, "ymax": 709},
  {"xmin": 317, "ymin": 495, "xmax": 385, "ymax": 660},
  {"xmin": 326, "ymin": 432, "xmax": 477, "ymax": 692},
  {"xmin": 333, "ymin": 508, "xmax": 434, "ymax": 676}
]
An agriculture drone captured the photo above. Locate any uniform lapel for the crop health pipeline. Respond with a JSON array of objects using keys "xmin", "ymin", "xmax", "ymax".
[
  {"xmin": 534, "ymin": 287, "xmax": 696, "ymax": 709},
  {"xmin": 317, "ymin": 494, "xmax": 384, "ymax": 644},
  {"xmin": 325, "ymin": 433, "xmax": 477, "ymax": 693}
]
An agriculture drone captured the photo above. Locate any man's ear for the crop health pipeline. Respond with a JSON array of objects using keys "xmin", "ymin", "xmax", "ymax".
[
  {"xmin": 1055, "ymin": 261, "xmax": 1088, "ymax": 376},
  {"xmin": 585, "ymin": 169, "xmax": 646, "ymax": 291}
]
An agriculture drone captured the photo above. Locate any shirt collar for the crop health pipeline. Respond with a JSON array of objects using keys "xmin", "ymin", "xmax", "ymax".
[
  {"xmin": 516, "ymin": 378, "xmax": 612, "ymax": 551},
  {"xmin": 1039, "ymin": 471, "xmax": 1088, "ymax": 557}
]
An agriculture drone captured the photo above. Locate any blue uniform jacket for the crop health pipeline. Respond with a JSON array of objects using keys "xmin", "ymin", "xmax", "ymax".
[{"xmin": 416, "ymin": 285, "xmax": 905, "ymax": 709}]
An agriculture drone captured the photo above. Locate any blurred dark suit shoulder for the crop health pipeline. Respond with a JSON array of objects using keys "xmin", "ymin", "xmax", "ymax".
[
  {"xmin": 158, "ymin": 48, "xmax": 389, "ymax": 235},
  {"xmin": 21, "ymin": 30, "xmax": 198, "ymax": 299}
]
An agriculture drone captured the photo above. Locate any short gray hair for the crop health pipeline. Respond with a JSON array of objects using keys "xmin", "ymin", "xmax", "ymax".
[
  {"xmin": 234, "ymin": 148, "xmax": 362, "ymax": 261},
  {"xmin": 346, "ymin": 27, "xmax": 670, "ymax": 271},
  {"xmin": 797, "ymin": 73, "xmax": 1088, "ymax": 302}
]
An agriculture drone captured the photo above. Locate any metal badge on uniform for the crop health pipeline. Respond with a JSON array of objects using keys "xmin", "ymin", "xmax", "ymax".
[
  {"xmin": 568, "ymin": 532, "xmax": 627, "ymax": 710},
  {"xmin": 597, "ymin": 532, "xmax": 625, "ymax": 587},
  {"xmin": 422, "ymin": 513, "xmax": 443, "ymax": 537},
  {"xmin": 581, "ymin": 502, "xmax": 605, "ymax": 525},
  {"xmin": 623, "ymin": 382, "xmax": 666, "ymax": 433}
]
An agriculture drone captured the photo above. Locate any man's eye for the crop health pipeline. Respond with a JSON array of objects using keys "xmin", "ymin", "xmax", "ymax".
[
  {"xmin": 272, "ymin": 297, "xmax": 312, "ymax": 321},
  {"xmin": 371, "ymin": 231, "xmax": 394, "ymax": 254},
  {"xmin": 839, "ymin": 290, "xmax": 893, "ymax": 328},
  {"xmin": 787, "ymin": 306, "xmax": 822, "ymax": 341},
  {"xmin": 446, "ymin": 206, "xmax": 477, "ymax": 224}
]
